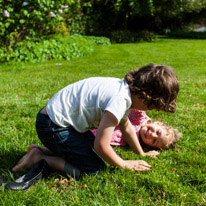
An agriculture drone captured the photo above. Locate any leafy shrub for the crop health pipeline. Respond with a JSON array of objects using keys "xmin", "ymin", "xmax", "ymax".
[
  {"xmin": 168, "ymin": 31, "xmax": 206, "ymax": 39},
  {"xmin": 0, "ymin": 1, "xmax": 91, "ymax": 50},
  {"xmin": 0, "ymin": 35, "xmax": 110, "ymax": 63},
  {"xmin": 110, "ymin": 30, "xmax": 156, "ymax": 43},
  {"xmin": 84, "ymin": 36, "xmax": 111, "ymax": 45}
]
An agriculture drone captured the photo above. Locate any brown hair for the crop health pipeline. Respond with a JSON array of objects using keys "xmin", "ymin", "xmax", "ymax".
[
  {"xmin": 125, "ymin": 64, "xmax": 179, "ymax": 112},
  {"xmin": 163, "ymin": 125, "xmax": 182, "ymax": 149}
]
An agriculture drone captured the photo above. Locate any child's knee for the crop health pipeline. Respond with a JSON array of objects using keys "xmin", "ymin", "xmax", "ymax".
[{"xmin": 64, "ymin": 162, "xmax": 81, "ymax": 179}]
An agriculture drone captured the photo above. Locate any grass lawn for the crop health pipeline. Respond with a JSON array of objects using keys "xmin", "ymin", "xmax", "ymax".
[{"xmin": 0, "ymin": 38, "xmax": 206, "ymax": 205}]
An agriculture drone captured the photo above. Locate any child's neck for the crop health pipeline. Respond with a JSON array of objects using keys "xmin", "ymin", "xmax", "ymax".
[{"xmin": 130, "ymin": 94, "xmax": 148, "ymax": 111}]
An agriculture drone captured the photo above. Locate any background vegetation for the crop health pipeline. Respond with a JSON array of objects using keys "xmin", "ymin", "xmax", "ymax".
[
  {"xmin": 84, "ymin": 0, "xmax": 206, "ymax": 36},
  {"xmin": 0, "ymin": 38, "xmax": 206, "ymax": 205},
  {"xmin": 1, "ymin": 0, "xmax": 206, "ymax": 63},
  {"xmin": 0, "ymin": 35, "xmax": 110, "ymax": 63},
  {"xmin": 1, "ymin": 0, "xmax": 206, "ymax": 47},
  {"xmin": 0, "ymin": 0, "xmax": 91, "ymax": 48},
  {"xmin": 0, "ymin": 0, "xmax": 206, "ymax": 204}
]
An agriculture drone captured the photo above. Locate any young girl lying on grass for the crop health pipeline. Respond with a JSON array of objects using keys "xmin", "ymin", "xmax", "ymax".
[
  {"xmin": 91, "ymin": 109, "xmax": 181, "ymax": 154},
  {"xmin": 12, "ymin": 64, "xmax": 180, "ymax": 178}
]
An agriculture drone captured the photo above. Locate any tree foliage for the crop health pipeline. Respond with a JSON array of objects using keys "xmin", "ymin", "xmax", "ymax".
[
  {"xmin": 83, "ymin": 0, "xmax": 206, "ymax": 35},
  {"xmin": 152, "ymin": 0, "xmax": 206, "ymax": 31},
  {"xmin": 0, "ymin": 0, "xmax": 205, "ymax": 50},
  {"xmin": 83, "ymin": 0, "xmax": 155, "ymax": 35}
]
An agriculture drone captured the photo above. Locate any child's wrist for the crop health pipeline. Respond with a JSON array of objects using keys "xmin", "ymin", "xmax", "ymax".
[
  {"xmin": 122, "ymin": 160, "xmax": 127, "ymax": 169},
  {"xmin": 140, "ymin": 152, "xmax": 146, "ymax": 156}
]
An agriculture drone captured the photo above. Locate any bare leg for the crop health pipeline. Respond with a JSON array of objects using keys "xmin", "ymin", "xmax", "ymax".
[
  {"xmin": 28, "ymin": 144, "xmax": 55, "ymax": 156},
  {"xmin": 12, "ymin": 148, "xmax": 66, "ymax": 173}
]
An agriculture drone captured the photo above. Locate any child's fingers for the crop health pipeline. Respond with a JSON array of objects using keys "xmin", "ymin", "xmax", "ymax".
[
  {"xmin": 132, "ymin": 165, "xmax": 150, "ymax": 171},
  {"xmin": 124, "ymin": 160, "xmax": 151, "ymax": 171},
  {"xmin": 139, "ymin": 161, "xmax": 151, "ymax": 168},
  {"xmin": 153, "ymin": 151, "xmax": 159, "ymax": 155},
  {"xmin": 132, "ymin": 160, "xmax": 151, "ymax": 171},
  {"xmin": 151, "ymin": 152, "xmax": 159, "ymax": 158},
  {"xmin": 145, "ymin": 150, "xmax": 159, "ymax": 158}
]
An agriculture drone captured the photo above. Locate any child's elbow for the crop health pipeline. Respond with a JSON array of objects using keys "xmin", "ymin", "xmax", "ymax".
[{"xmin": 94, "ymin": 142, "xmax": 106, "ymax": 156}]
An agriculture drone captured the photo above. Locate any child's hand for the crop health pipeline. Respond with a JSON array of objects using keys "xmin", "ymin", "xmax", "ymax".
[
  {"xmin": 124, "ymin": 160, "xmax": 151, "ymax": 171},
  {"xmin": 143, "ymin": 150, "xmax": 159, "ymax": 158}
]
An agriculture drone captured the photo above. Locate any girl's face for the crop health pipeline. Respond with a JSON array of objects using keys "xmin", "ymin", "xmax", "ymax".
[{"xmin": 140, "ymin": 122, "xmax": 172, "ymax": 149}]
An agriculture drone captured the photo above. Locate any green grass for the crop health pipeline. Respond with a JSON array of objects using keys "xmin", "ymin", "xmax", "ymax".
[{"xmin": 0, "ymin": 38, "xmax": 206, "ymax": 205}]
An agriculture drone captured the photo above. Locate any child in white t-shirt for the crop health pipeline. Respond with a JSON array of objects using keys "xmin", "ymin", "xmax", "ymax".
[{"xmin": 12, "ymin": 64, "xmax": 179, "ymax": 177}]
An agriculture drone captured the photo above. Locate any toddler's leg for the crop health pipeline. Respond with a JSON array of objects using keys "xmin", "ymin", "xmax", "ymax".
[
  {"xmin": 13, "ymin": 148, "xmax": 65, "ymax": 172},
  {"xmin": 12, "ymin": 148, "xmax": 44, "ymax": 172},
  {"xmin": 64, "ymin": 162, "xmax": 81, "ymax": 179},
  {"xmin": 28, "ymin": 144, "xmax": 55, "ymax": 155},
  {"xmin": 12, "ymin": 148, "xmax": 80, "ymax": 178}
]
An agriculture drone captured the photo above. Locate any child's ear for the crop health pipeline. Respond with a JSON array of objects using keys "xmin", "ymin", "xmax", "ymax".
[{"xmin": 154, "ymin": 121, "xmax": 163, "ymax": 125}]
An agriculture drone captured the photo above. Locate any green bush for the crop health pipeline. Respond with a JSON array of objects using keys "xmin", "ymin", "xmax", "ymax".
[
  {"xmin": 84, "ymin": 36, "xmax": 111, "ymax": 45},
  {"xmin": 110, "ymin": 30, "xmax": 156, "ymax": 43},
  {"xmin": 0, "ymin": 35, "xmax": 110, "ymax": 63},
  {"xmin": 168, "ymin": 31, "xmax": 206, "ymax": 39},
  {"xmin": 0, "ymin": 0, "xmax": 91, "ymax": 50}
]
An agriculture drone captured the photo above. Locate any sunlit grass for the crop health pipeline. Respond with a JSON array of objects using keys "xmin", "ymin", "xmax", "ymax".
[{"xmin": 0, "ymin": 38, "xmax": 206, "ymax": 205}]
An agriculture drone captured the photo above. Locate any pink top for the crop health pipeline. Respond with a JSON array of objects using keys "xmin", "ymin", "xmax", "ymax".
[{"xmin": 91, "ymin": 109, "xmax": 150, "ymax": 146}]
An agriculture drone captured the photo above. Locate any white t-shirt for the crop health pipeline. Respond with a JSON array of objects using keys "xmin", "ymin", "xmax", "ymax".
[{"xmin": 46, "ymin": 77, "xmax": 132, "ymax": 133}]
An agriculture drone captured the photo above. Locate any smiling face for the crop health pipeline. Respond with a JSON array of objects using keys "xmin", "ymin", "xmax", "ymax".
[{"xmin": 139, "ymin": 121, "xmax": 172, "ymax": 149}]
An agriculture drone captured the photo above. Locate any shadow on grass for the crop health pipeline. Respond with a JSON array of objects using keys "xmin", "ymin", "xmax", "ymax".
[
  {"xmin": 0, "ymin": 149, "xmax": 28, "ymax": 183},
  {"xmin": 0, "ymin": 148, "xmax": 117, "ymax": 187},
  {"xmin": 0, "ymin": 149, "xmax": 26, "ymax": 171}
]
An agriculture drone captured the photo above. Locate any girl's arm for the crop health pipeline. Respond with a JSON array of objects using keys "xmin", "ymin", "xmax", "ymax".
[
  {"xmin": 94, "ymin": 111, "xmax": 151, "ymax": 171},
  {"xmin": 119, "ymin": 117, "xmax": 159, "ymax": 157},
  {"xmin": 119, "ymin": 117, "xmax": 145, "ymax": 155}
]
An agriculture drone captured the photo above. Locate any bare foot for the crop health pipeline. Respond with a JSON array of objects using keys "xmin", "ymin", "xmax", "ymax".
[
  {"xmin": 28, "ymin": 144, "xmax": 41, "ymax": 152},
  {"xmin": 28, "ymin": 144, "xmax": 54, "ymax": 155},
  {"xmin": 12, "ymin": 148, "xmax": 44, "ymax": 172}
]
